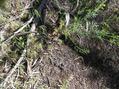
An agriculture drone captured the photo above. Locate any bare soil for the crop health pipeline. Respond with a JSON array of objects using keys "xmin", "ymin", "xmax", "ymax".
[{"xmin": 33, "ymin": 41, "xmax": 108, "ymax": 89}]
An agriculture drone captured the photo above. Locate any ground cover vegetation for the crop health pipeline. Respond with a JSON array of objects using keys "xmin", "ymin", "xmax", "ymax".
[{"xmin": 0, "ymin": 0, "xmax": 119, "ymax": 89}]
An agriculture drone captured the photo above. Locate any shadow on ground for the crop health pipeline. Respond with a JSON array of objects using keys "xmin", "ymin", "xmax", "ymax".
[{"xmin": 61, "ymin": 35, "xmax": 119, "ymax": 89}]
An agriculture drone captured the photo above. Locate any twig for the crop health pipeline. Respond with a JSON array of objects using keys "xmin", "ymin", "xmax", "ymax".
[
  {"xmin": 1, "ymin": 20, "xmax": 36, "ymax": 87},
  {"xmin": 26, "ymin": 23, "xmax": 36, "ymax": 77},
  {"xmin": 71, "ymin": 0, "xmax": 79, "ymax": 14},
  {"xmin": 15, "ymin": 31, "xmax": 37, "ymax": 36},
  {"xmin": 26, "ymin": 23, "xmax": 36, "ymax": 47},
  {"xmin": 1, "ymin": 17, "xmax": 34, "ymax": 44},
  {"xmin": 65, "ymin": 12, "xmax": 70, "ymax": 27},
  {"xmin": 3, "ymin": 49, "xmax": 27, "ymax": 86}
]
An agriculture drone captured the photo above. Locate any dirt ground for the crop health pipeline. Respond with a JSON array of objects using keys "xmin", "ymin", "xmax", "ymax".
[
  {"xmin": 29, "ymin": 41, "xmax": 108, "ymax": 89},
  {"xmin": 0, "ymin": 39, "xmax": 119, "ymax": 89},
  {"xmin": 1, "ymin": 0, "xmax": 119, "ymax": 89}
]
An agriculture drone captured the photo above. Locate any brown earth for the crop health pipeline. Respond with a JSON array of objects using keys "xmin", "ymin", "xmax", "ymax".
[
  {"xmin": 29, "ymin": 41, "xmax": 108, "ymax": 89},
  {"xmin": 1, "ymin": 0, "xmax": 119, "ymax": 89}
]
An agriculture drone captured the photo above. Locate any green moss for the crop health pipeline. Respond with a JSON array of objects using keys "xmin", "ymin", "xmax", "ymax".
[{"xmin": 0, "ymin": 0, "xmax": 6, "ymax": 8}]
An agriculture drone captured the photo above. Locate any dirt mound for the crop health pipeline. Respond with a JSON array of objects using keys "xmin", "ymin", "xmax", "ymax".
[{"xmin": 31, "ymin": 42, "xmax": 107, "ymax": 89}]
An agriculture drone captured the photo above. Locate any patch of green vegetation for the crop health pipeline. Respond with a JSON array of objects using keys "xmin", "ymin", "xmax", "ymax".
[
  {"xmin": 61, "ymin": 0, "xmax": 119, "ymax": 55},
  {"xmin": 0, "ymin": 0, "xmax": 119, "ymax": 88}
]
